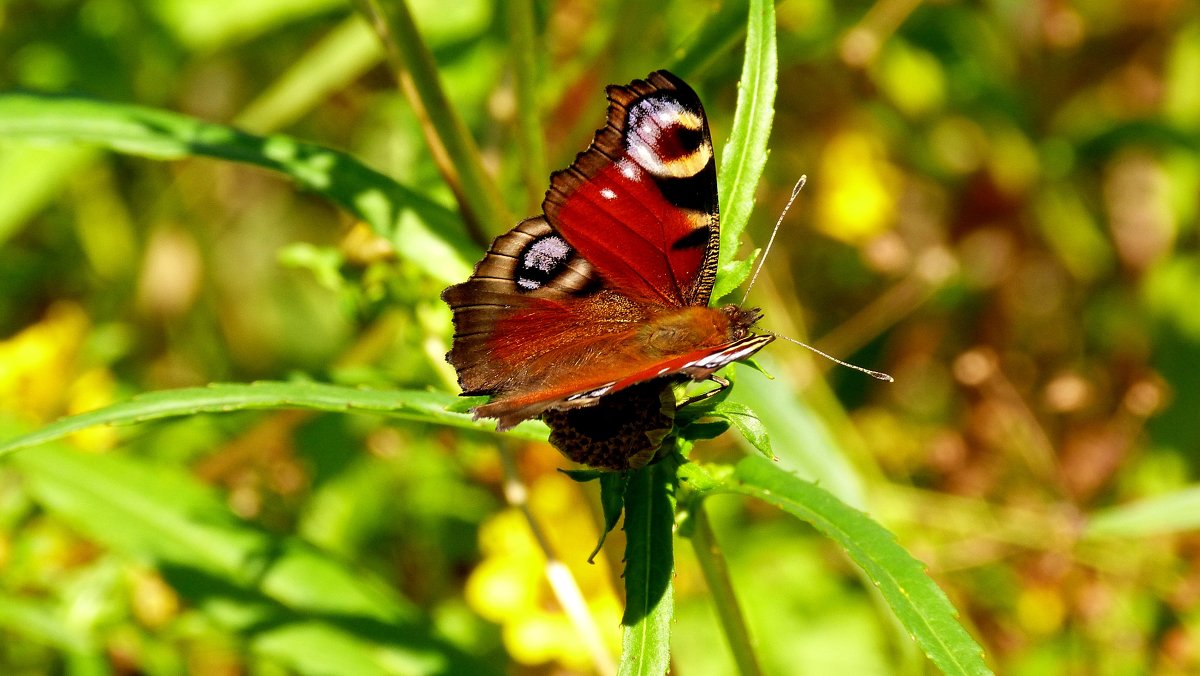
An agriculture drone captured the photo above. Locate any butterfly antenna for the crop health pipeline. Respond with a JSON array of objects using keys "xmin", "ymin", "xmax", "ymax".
[
  {"xmin": 741, "ymin": 175, "xmax": 806, "ymax": 305},
  {"xmin": 772, "ymin": 333, "xmax": 894, "ymax": 381}
]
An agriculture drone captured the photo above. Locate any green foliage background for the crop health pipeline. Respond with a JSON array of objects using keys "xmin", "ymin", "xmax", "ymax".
[{"xmin": 2, "ymin": 0, "xmax": 1199, "ymax": 674}]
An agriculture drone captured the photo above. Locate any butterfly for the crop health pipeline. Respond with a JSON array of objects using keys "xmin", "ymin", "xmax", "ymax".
[{"xmin": 442, "ymin": 70, "xmax": 774, "ymax": 470}]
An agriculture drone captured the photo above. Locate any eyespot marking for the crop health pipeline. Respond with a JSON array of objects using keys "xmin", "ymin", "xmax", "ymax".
[
  {"xmin": 624, "ymin": 94, "xmax": 711, "ymax": 178},
  {"xmin": 516, "ymin": 235, "xmax": 572, "ymax": 291}
]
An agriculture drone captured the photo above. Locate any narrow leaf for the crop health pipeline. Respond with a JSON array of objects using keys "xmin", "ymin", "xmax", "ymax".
[
  {"xmin": 235, "ymin": 16, "xmax": 383, "ymax": 133},
  {"xmin": 713, "ymin": 0, "xmax": 777, "ymax": 302},
  {"xmin": 505, "ymin": 0, "xmax": 548, "ymax": 212},
  {"xmin": 588, "ymin": 472, "xmax": 630, "ymax": 563},
  {"xmin": 618, "ymin": 462, "xmax": 676, "ymax": 676},
  {"xmin": 0, "ymin": 381, "xmax": 548, "ymax": 459},
  {"xmin": 720, "ymin": 456, "xmax": 993, "ymax": 676},
  {"xmin": 0, "ymin": 93, "xmax": 476, "ymax": 283},
  {"xmin": 732, "ymin": 363, "xmax": 868, "ymax": 509},
  {"xmin": 354, "ymin": 0, "xmax": 512, "ymax": 240},
  {"xmin": 9, "ymin": 444, "xmax": 498, "ymax": 675},
  {"xmin": 670, "ymin": 0, "xmax": 751, "ymax": 79}
]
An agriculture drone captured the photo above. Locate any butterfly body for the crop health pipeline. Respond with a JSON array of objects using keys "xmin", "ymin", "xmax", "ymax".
[{"xmin": 442, "ymin": 71, "xmax": 773, "ymax": 469}]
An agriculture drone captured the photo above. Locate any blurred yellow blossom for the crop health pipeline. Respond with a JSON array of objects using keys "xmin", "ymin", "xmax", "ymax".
[
  {"xmin": 0, "ymin": 302, "xmax": 116, "ymax": 449},
  {"xmin": 466, "ymin": 471, "xmax": 622, "ymax": 669},
  {"xmin": 815, "ymin": 131, "xmax": 899, "ymax": 242}
]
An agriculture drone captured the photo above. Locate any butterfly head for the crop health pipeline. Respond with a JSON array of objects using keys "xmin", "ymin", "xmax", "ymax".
[{"xmin": 721, "ymin": 305, "xmax": 765, "ymax": 340}]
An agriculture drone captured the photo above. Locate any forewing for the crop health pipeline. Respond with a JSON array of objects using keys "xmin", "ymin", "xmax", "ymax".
[{"xmin": 543, "ymin": 70, "xmax": 721, "ymax": 308}]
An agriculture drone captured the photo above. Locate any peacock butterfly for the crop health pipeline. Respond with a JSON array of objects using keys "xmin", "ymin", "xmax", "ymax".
[{"xmin": 442, "ymin": 70, "xmax": 773, "ymax": 470}]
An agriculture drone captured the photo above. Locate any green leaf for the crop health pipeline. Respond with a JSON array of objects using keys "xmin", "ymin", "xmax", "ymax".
[
  {"xmin": 8, "ymin": 443, "xmax": 498, "ymax": 675},
  {"xmin": 235, "ymin": 16, "xmax": 383, "ymax": 133},
  {"xmin": 732, "ymin": 362, "xmax": 868, "ymax": 509},
  {"xmin": 0, "ymin": 143, "xmax": 96, "ymax": 247},
  {"xmin": 719, "ymin": 456, "xmax": 993, "ymax": 676},
  {"xmin": 505, "ymin": 0, "xmax": 549, "ymax": 212},
  {"xmin": 618, "ymin": 461, "xmax": 676, "ymax": 676},
  {"xmin": 0, "ymin": 592, "xmax": 94, "ymax": 653},
  {"xmin": 588, "ymin": 472, "xmax": 630, "ymax": 563},
  {"xmin": 711, "ymin": 256, "xmax": 758, "ymax": 304},
  {"xmin": 0, "ymin": 93, "xmax": 476, "ymax": 283},
  {"xmin": 709, "ymin": 402, "xmax": 773, "ymax": 459},
  {"xmin": 679, "ymin": 419, "xmax": 732, "ymax": 442},
  {"xmin": 0, "ymin": 381, "xmax": 549, "ymax": 459},
  {"xmin": 1083, "ymin": 487, "xmax": 1200, "ymax": 539},
  {"xmin": 713, "ymin": 0, "xmax": 777, "ymax": 303},
  {"xmin": 559, "ymin": 468, "xmax": 607, "ymax": 483}
]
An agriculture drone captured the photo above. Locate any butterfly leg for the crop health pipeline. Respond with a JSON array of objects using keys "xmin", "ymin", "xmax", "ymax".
[{"xmin": 678, "ymin": 375, "xmax": 730, "ymax": 409}]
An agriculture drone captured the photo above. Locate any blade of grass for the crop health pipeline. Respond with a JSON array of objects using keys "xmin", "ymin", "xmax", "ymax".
[
  {"xmin": 11, "ymin": 442, "xmax": 499, "ymax": 675},
  {"xmin": 354, "ymin": 0, "xmax": 512, "ymax": 244},
  {"xmin": 0, "ymin": 144, "xmax": 97, "ymax": 246},
  {"xmin": 732, "ymin": 362, "xmax": 868, "ymax": 509},
  {"xmin": 670, "ymin": 0, "xmax": 751, "ymax": 79},
  {"xmin": 235, "ymin": 15, "xmax": 383, "ymax": 133},
  {"xmin": 1083, "ymin": 487, "xmax": 1200, "ymax": 539},
  {"xmin": 499, "ymin": 448, "xmax": 617, "ymax": 675},
  {"xmin": 0, "ymin": 381, "xmax": 549, "ymax": 459}
]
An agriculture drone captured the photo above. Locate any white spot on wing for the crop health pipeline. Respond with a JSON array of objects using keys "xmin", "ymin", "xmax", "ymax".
[
  {"xmin": 600, "ymin": 188, "xmax": 616, "ymax": 200},
  {"xmin": 523, "ymin": 236, "xmax": 569, "ymax": 272}
]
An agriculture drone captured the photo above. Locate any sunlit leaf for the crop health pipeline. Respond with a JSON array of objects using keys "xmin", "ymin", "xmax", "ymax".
[
  {"xmin": 618, "ymin": 462, "xmax": 676, "ymax": 675},
  {"xmin": 718, "ymin": 456, "xmax": 993, "ymax": 676},
  {"xmin": 0, "ymin": 381, "xmax": 548, "ymax": 459},
  {"xmin": 0, "ymin": 94, "xmax": 476, "ymax": 283}
]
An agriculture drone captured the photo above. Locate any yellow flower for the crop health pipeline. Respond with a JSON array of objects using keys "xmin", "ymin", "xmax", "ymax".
[
  {"xmin": 815, "ymin": 131, "xmax": 900, "ymax": 243},
  {"xmin": 0, "ymin": 302, "xmax": 116, "ymax": 449},
  {"xmin": 467, "ymin": 471, "xmax": 623, "ymax": 668}
]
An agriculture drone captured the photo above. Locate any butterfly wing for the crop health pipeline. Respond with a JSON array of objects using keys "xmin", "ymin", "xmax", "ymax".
[
  {"xmin": 543, "ymin": 70, "xmax": 720, "ymax": 307},
  {"xmin": 442, "ymin": 71, "xmax": 770, "ymax": 440}
]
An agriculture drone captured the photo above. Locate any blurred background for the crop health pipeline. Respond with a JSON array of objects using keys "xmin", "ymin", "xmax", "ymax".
[{"xmin": 2, "ymin": 0, "xmax": 1198, "ymax": 673}]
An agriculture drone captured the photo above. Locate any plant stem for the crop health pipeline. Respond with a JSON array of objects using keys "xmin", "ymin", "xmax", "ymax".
[
  {"xmin": 505, "ymin": 0, "xmax": 547, "ymax": 214},
  {"xmin": 689, "ymin": 501, "xmax": 764, "ymax": 676},
  {"xmin": 353, "ymin": 0, "xmax": 511, "ymax": 246}
]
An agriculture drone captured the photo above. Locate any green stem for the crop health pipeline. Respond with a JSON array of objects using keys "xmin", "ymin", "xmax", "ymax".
[
  {"xmin": 353, "ymin": 0, "xmax": 512, "ymax": 245},
  {"xmin": 690, "ymin": 501, "xmax": 764, "ymax": 676},
  {"xmin": 506, "ymin": 0, "xmax": 547, "ymax": 214}
]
